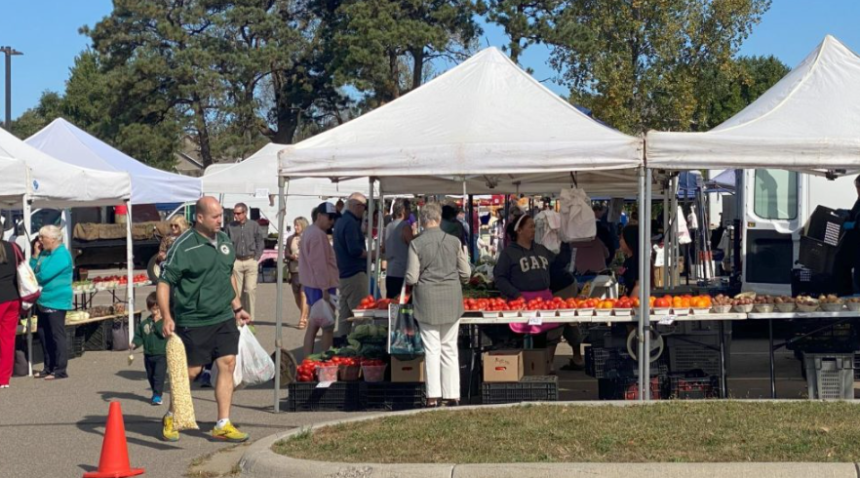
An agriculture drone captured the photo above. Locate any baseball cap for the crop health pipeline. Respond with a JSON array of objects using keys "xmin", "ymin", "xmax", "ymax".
[{"xmin": 317, "ymin": 202, "xmax": 340, "ymax": 219}]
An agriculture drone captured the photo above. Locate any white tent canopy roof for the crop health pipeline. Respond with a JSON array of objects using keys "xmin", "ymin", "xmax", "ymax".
[
  {"xmin": 0, "ymin": 126, "xmax": 130, "ymax": 208},
  {"xmin": 278, "ymin": 47, "xmax": 643, "ymax": 192},
  {"xmin": 0, "ymin": 157, "xmax": 28, "ymax": 205},
  {"xmin": 202, "ymin": 143, "xmax": 375, "ymax": 197},
  {"xmin": 27, "ymin": 118, "xmax": 200, "ymax": 204},
  {"xmin": 647, "ymin": 35, "xmax": 860, "ymax": 171}
]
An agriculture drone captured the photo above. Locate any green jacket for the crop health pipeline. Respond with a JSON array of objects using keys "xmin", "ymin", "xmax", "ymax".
[
  {"xmin": 158, "ymin": 229, "xmax": 237, "ymax": 328},
  {"xmin": 132, "ymin": 315, "xmax": 167, "ymax": 356},
  {"xmin": 29, "ymin": 244, "xmax": 73, "ymax": 311}
]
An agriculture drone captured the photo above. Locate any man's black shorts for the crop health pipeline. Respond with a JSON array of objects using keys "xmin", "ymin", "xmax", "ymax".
[{"xmin": 176, "ymin": 319, "xmax": 240, "ymax": 367}]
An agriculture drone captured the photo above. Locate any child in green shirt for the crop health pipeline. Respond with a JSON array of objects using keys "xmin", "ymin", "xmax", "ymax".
[{"xmin": 132, "ymin": 292, "xmax": 168, "ymax": 406}]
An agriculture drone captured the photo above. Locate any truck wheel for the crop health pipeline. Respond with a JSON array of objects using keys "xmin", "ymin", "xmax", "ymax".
[{"xmin": 146, "ymin": 255, "xmax": 161, "ymax": 283}]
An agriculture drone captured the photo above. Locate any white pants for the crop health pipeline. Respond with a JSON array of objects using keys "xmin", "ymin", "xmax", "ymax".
[{"xmin": 419, "ymin": 321, "xmax": 460, "ymax": 400}]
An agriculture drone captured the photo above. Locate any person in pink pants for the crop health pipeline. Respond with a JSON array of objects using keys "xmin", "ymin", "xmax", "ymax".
[{"xmin": 0, "ymin": 239, "xmax": 22, "ymax": 388}]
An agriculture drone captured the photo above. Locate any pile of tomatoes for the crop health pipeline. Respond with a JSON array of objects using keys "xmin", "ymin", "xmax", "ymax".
[
  {"xmin": 356, "ymin": 296, "xmax": 395, "ymax": 310},
  {"xmin": 463, "ymin": 296, "xmax": 642, "ymax": 311},
  {"xmin": 296, "ymin": 359, "xmax": 321, "ymax": 382},
  {"xmin": 594, "ymin": 296, "xmax": 641, "ymax": 309}
]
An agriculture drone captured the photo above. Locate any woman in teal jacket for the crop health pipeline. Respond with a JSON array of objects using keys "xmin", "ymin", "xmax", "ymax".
[{"xmin": 30, "ymin": 225, "xmax": 73, "ymax": 380}]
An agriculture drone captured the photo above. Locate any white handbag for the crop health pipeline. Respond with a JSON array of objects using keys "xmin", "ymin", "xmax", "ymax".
[{"xmin": 12, "ymin": 244, "xmax": 40, "ymax": 310}]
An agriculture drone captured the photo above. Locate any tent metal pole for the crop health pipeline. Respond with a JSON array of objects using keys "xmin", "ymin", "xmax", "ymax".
[
  {"xmin": 643, "ymin": 169, "xmax": 653, "ymax": 399},
  {"xmin": 23, "ymin": 195, "xmax": 32, "ymax": 376},
  {"xmin": 670, "ymin": 177, "xmax": 679, "ymax": 289},
  {"xmin": 468, "ymin": 194, "xmax": 475, "ymax": 263},
  {"xmin": 375, "ymin": 187, "xmax": 384, "ymax": 296},
  {"xmin": 637, "ymin": 167, "xmax": 646, "ymax": 399},
  {"xmin": 663, "ymin": 179, "xmax": 669, "ymax": 290},
  {"xmin": 366, "ymin": 178, "xmax": 375, "ymax": 296},
  {"xmin": 126, "ymin": 201, "xmax": 135, "ymax": 347},
  {"xmin": 274, "ymin": 176, "xmax": 288, "ymax": 413}
]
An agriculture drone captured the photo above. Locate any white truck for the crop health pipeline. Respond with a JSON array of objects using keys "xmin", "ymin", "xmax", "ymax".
[{"xmin": 723, "ymin": 169, "xmax": 856, "ymax": 295}]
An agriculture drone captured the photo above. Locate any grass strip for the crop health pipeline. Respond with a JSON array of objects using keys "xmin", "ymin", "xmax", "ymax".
[{"xmin": 274, "ymin": 402, "xmax": 860, "ymax": 463}]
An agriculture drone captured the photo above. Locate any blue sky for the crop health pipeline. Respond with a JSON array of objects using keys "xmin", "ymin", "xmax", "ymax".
[{"xmin": 3, "ymin": 0, "xmax": 860, "ymax": 119}]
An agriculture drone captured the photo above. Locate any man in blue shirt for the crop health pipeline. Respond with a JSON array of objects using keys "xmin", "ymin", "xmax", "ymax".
[{"xmin": 333, "ymin": 192, "xmax": 375, "ymax": 339}]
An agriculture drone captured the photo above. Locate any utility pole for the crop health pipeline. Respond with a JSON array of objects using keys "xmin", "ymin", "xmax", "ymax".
[{"xmin": 1, "ymin": 46, "xmax": 23, "ymax": 130}]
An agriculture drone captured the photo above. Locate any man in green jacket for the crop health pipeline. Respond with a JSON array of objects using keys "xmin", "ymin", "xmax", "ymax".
[{"xmin": 157, "ymin": 196, "xmax": 251, "ymax": 443}]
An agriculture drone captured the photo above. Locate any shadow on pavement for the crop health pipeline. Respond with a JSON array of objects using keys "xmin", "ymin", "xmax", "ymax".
[
  {"xmin": 78, "ymin": 464, "xmax": 98, "ymax": 473},
  {"xmin": 77, "ymin": 413, "xmax": 181, "ymax": 452},
  {"xmin": 115, "ymin": 370, "xmax": 148, "ymax": 381},
  {"xmin": 98, "ymin": 390, "xmax": 152, "ymax": 405}
]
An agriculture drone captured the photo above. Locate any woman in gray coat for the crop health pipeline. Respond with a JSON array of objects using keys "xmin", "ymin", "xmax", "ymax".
[{"xmin": 405, "ymin": 203, "xmax": 471, "ymax": 407}]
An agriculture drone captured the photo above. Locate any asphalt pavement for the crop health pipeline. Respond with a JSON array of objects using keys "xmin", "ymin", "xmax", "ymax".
[{"xmin": 0, "ymin": 273, "xmax": 812, "ymax": 477}]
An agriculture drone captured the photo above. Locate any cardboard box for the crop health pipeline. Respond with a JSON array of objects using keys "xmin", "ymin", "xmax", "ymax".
[
  {"xmin": 522, "ymin": 349, "xmax": 551, "ymax": 376},
  {"xmin": 391, "ymin": 357, "xmax": 425, "ymax": 382},
  {"xmin": 483, "ymin": 350, "xmax": 523, "ymax": 382}
]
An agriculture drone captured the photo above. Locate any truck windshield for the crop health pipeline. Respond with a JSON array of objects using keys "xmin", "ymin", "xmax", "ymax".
[{"xmin": 754, "ymin": 169, "xmax": 798, "ymax": 220}]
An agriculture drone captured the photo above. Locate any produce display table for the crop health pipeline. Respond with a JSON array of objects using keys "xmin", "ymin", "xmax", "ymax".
[
  {"xmin": 73, "ymin": 282, "xmax": 151, "ymax": 310},
  {"xmin": 352, "ymin": 308, "xmax": 860, "ymax": 401}
]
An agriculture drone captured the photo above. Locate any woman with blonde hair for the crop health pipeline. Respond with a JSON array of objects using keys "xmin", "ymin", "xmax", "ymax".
[
  {"xmin": 286, "ymin": 217, "xmax": 310, "ymax": 329},
  {"xmin": 156, "ymin": 215, "xmax": 190, "ymax": 264},
  {"xmin": 30, "ymin": 225, "xmax": 73, "ymax": 380}
]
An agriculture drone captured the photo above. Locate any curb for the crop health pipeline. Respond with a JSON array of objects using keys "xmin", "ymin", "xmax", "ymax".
[{"xmin": 239, "ymin": 401, "xmax": 860, "ymax": 478}]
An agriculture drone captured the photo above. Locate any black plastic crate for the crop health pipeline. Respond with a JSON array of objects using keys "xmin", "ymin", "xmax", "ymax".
[
  {"xmin": 362, "ymin": 383, "xmax": 426, "ymax": 410},
  {"xmin": 585, "ymin": 346, "xmax": 636, "ymax": 379},
  {"xmin": 66, "ymin": 326, "xmax": 85, "ymax": 358},
  {"xmin": 798, "ymin": 236, "xmax": 838, "ymax": 275},
  {"xmin": 668, "ymin": 371, "xmax": 718, "ymax": 399},
  {"xmin": 287, "ymin": 382, "xmax": 362, "ymax": 412},
  {"xmin": 805, "ymin": 206, "xmax": 845, "ymax": 247},
  {"xmin": 598, "ymin": 375, "xmax": 665, "ymax": 400},
  {"xmin": 481, "ymin": 376, "xmax": 558, "ymax": 404},
  {"xmin": 80, "ymin": 321, "xmax": 112, "ymax": 352},
  {"xmin": 854, "ymin": 352, "xmax": 860, "ymax": 380},
  {"xmin": 787, "ymin": 319, "xmax": 858, "ymax": 354},
  {"xmin": 667, "ymin": 333, "xmax": 730, "ymax": 376}
]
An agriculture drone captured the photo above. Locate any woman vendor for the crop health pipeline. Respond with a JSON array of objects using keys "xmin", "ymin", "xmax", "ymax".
[
  {"xmin": 493, "ymin": 214, "xmax": 563, "ymax": 371},
  {"xmin": 619, "ymin": 225, "xmax": 640, "ymax": 298}
]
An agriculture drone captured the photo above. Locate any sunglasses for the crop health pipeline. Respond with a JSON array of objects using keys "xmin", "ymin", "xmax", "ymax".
[{"xmin": 233, "ymin": 210, "xmax": 245, "ymax": 215}]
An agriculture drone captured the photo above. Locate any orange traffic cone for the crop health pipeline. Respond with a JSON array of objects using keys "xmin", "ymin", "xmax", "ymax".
[{"xmin": 83, "ymin": 401, "xmax": 145, "ymax": 478}]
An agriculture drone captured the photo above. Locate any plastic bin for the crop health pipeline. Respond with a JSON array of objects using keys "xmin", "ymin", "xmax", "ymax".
[
  {"xmin": 667, "ymin": 332, "xmax": 731, "ymax": 377},
  {"xmin": 668, "ymin": 372, "xmax": 718, "ymax": 399},
  {"xmin": 338, "ymin": 365, "xmax": 361, "ymax": 382},
  {"xmin": 804, "ymin": 353, "xmax": 855, "ymax": 400},
  {"xmin": 286, "ymin": 382, "xmax": 362, "ymax": 411},
  {"xmin": 362, "ymin": 364, "xmax": 387, "ymax": 382},
  {"xmin": 316, "ymin": 365, "xmax": 339, "ymax": 382},
  {"xmin": 481, "ymin": 376, "xmax": 558, "ymax": 404},
  {"xmin": 362, "ymin": 382, "xmax": 426, "ymax": 410}
]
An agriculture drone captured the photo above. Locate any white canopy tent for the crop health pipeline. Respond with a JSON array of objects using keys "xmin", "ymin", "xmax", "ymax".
[
  {"xmin": 645, "ymin": 35, "xmax": 860, "ymax": 394},
  {"xmin": 270, "ymin": 47, "xmax": 652, "ymax": 408},
  {"xmin": 202, "ymin": 143, "xmax": 378, "ymax": 233},
  {"xmin": 0, "ymin": 156, "xmax": 28, "ymax": 206},
  {"xmin": 202, "ymin": 143, "xmax": 376, "ymax": 197},
  {"xmin": 0, "ymin": 125, "xmax": 136, "ymax": 354},
  {"xmin": 0, "ymin": 126, "xmax": 131, "ymax": 208},
  {"xmin": 647, "ymin": 35, "xmax": 860, "ymax": 171},
  {"xmin": 27, "ymin": 118, "xmax": 201, "ymax": 204},
  {"xmin": 278, "ymin": 47, "xmax": 643, "ymax": 193}
]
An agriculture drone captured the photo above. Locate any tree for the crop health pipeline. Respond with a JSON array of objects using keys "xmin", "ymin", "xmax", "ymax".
[
  {"xmin": 330, "ymin": 0, "xmax": 482, "ymax": 106},
  {"xmin": 692, "ymin": 55, "xmax": 790, "ymax": 130},
  {"xmin": 10, "ymin": 91, "xmax": 64, "ymax": 140},
  {"xmin": 85, "ymin": 0, "xmax": 229, "ymax": 167},
  {"xmin": 483, "ymin": 0, "xmax": 560, "ymax": 65},
  {"xmin": 547, "ymin": 0, "xmax": 771, "ymax": 134}
]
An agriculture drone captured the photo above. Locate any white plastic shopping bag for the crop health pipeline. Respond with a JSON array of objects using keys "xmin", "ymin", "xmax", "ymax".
[
  {"xmin": 211, "ymin": 324, "xmax": 275, "ymax": 389},
  {"xmin": 237, "ymin": 325, "xmax": 276, "ymax": 387},
  {"xmin": 559, "ymin": 188, "xmax": 596, "ymax": 242},
  {"xmin": 309, "ymin": 296, "xmax": 336, "ymax": 329}
]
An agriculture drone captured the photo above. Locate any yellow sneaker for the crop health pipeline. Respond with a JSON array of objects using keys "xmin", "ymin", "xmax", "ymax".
[
  {"xmin": 211, "ymin": 420, "xmax": 249, "ymax": 443},
  {"xmin": 162, "ymin": 414, "xmax": 179, "ymax": 442}
]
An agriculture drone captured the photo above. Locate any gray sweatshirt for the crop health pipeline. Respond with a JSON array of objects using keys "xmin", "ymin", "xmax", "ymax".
[{"xmin": 493, "ymin": 242, "xmax": 555, "ymax": 299}]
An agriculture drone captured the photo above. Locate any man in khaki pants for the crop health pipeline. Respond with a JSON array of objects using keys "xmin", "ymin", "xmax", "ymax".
[{"xmin": 225, "ymin": 203, "xmax": 265, "ymax": 321}]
